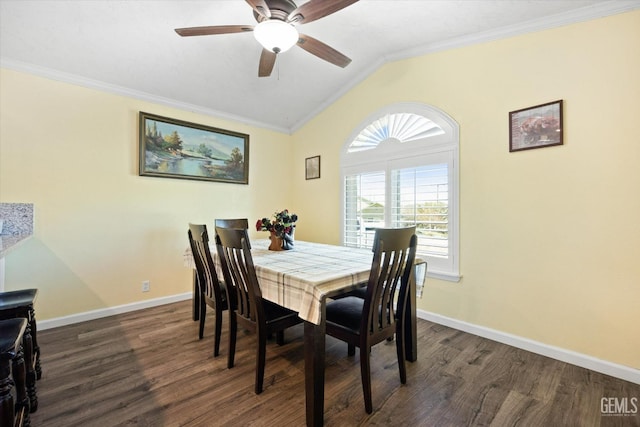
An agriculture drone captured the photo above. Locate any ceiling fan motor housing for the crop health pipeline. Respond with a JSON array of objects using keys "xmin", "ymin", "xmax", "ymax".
[{"xmin": 253, "ymin": 0, "xmax": 298, "ymax": 22}]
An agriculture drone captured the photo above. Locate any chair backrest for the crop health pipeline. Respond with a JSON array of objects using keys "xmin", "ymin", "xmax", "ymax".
[
  {"xmin": 188, "ymin": 223, "xmax": 225, "ymax": 305},
  {"xmin": 214, "ymin": 218, "xmax": 249, "ymax": 230},
  {"xmin": 363, "ymin": 227, "xmax": 417, "ymax": 339},
  {"xmin": 215, "ymin": 227, "xmax": 264, "ymax": 325}
]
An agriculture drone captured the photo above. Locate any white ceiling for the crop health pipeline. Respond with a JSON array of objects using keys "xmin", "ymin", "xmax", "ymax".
[{"xmin": 1, "ymin": 0, "xmax": 638, "ymax": 133}]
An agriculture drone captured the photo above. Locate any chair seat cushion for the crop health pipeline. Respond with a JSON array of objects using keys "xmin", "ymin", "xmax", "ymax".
[
  {"xmin": 332, "ymin": 283, "xmax": 367, "ymax": 300},
  {"xmin": 326, "ymin": 296, "xmax": 364, "ymax": 332},
  {"xmin": 347, "ymin": 286, "xmax": 367, "ymax": 299},
  {"xmin": 0, "ymin": 289, "xmax": 38, "ymax": 310}
]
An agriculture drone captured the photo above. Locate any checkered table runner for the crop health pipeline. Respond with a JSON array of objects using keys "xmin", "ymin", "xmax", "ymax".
[{"xmin": 185, "ymin": 239, "xmax": 373, "ymax": 325}]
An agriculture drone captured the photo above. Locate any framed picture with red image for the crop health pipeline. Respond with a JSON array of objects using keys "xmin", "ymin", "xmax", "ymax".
[{"xmin": 509, "ymin": 100, "xmax": 563, "ymax": 152}]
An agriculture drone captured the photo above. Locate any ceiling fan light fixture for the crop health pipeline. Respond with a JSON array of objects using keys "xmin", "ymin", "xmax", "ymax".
[{"xmin": 254, "ymin": 20, "xmax": 299, "ymax": 53}]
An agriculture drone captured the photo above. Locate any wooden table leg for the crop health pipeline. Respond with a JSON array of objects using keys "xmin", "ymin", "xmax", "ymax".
[{"xmin": 304, "ymin": 319, "xmax": 326, "ymax": 427}]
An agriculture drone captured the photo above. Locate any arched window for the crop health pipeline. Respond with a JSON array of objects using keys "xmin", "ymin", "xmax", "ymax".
[{"xmin": 341, "ymin": 103, "xmax": 460, "ymax": 282}]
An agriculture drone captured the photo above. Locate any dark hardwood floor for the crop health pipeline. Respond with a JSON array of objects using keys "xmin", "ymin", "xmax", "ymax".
[{"xmin": 30, "ymin": 300, "xmax": 639, "ymax": 426}]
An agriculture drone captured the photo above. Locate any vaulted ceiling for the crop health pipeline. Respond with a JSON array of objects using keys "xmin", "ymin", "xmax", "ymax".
[{"xmin": 1, "ymin": 1, "xmax": 637, "ymax": 133}]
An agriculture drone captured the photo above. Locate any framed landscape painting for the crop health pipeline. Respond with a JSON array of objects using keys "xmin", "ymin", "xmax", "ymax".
[
  {"xmin": 139, "ymin": 112, "xmax": 249, "ymax": 184},
  {"xmin": 509, "ymin": 100, "xmax": 563, "ymax": 152}
]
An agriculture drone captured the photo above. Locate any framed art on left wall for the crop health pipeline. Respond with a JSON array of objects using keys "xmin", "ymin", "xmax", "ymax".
[{"xmin": 139, "ymin": 112, "xmax": 249, "ymax": 184}]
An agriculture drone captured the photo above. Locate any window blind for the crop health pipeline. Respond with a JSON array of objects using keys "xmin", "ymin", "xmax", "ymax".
[
  {"xmin": 344, "ymin": 171, "xmax": 385, "ymax": 248},
  {"xmin": 391, "ymin": 164, "xmax": 449, "ymax": 258}
]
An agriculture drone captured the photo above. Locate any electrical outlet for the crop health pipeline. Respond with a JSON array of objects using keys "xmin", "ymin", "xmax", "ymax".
[{"xmin": 142, "ymin": 280, "xmax": 150, "ymax": 292}]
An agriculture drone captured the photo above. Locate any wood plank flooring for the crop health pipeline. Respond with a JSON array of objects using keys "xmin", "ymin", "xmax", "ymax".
[{"xmin": 30, "ymin": 301, "xmax": 640, "ymax": 426}]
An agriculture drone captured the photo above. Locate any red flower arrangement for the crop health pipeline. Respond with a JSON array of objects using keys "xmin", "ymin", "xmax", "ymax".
[{"xmin": 256, "ymin": 209, "xmax": 298, "ymax": 238}]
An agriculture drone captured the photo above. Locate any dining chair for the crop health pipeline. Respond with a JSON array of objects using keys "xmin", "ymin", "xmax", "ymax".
[
  {"xmin": 215, "ymin": 226, "xmax": 302, "ymax": 395},
  {"xmin": 191, "ymin": 219, "xmax": 247, "ymax": 323},
  {"xmin": 188, "ymin": 223, "xmax": 229, "ymax": 357},
  {"xmin": 214, "ymin": 218, "xmax": 249, "ymax": 230},
  {"xmin": 0, "ymin": 289, "xmax": 40, "ymax": 412},
  {"xmin": 325, "ymin": 226, "xmax": 417, "ymax": 414}
]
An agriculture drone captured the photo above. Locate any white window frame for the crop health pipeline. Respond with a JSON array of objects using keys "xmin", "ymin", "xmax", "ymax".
[{"xmin": 341, "ymin": 102, "xmax": 460, "ymax": 282}]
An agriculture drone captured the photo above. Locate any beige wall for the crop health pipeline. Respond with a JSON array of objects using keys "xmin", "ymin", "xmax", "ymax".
[
  {"xmin": 291, "ymin": 11, "xmax": 640, "ymax": 369},
  {"xmin": 1, "ymin": 11, "xmax": 638, "ymax": 370},
  {"xmin": 0, "ymin": 69, "xmax": 294, "ymax": 319}
]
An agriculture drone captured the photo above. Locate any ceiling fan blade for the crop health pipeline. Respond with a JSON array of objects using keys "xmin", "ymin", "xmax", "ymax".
[
  {"xmin": 297, "ymin": 34, "xmax": 352, "ymax": 68},
  {"xmin": 245, "ymin": 0, "xmax": 271, "ymax": 19},
  {"xmin": 175, "ymin": 25, "xmax": 253, "ymax": 37},
  {"xmin": 258, "ymin": 49, "xmax": 277, "ymax": 77},
  {"xmin": 287, "ymin": 0, "xmax": 359, "ymax": 25}
]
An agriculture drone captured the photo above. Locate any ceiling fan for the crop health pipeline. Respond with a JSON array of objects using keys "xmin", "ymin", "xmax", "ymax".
[{"xmin": 175, "ymin": 0, "xmax": 359, "ymax": 77}]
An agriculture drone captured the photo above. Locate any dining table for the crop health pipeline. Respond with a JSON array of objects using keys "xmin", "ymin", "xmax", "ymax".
[{"xmin": 184, "ymin": 238, "xmax": 419, "ymax": 426}]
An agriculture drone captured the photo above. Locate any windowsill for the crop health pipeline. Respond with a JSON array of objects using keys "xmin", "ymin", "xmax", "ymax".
[{"xmin": 427, "ymin": 270, "xmax": 461, "ymax": 282}]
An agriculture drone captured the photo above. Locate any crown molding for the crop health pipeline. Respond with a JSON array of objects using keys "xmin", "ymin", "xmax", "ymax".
[
  {"xmin": 0, "ymin": 58, "xmax": 291, "ymax": 135},
  {"xmin": 4, "ymin": 1, "xmax": 639, "ymax": 134},
  {"xmin": 290, "ymin": 1, "xmax": 640, "ymax": 132},
  {"xmin": 289, "ymin": 57, "xmax": 385, "ymax": 134},
  {"xmin": 385, "ymin": 0, "xmax": 640, "ymax": 63}
]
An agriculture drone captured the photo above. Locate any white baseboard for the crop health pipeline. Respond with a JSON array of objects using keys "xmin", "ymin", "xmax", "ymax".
[
  {"xmin": 417, "ymin": 309, "xmax": 640, "ymax": 385},
  {"xmin": 38, "ymin": 292, "xmax": 192, "ymax": 330},
  {"xmin": 37, "ymin": 294, "xmax": 639, "ymax": 385}
]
